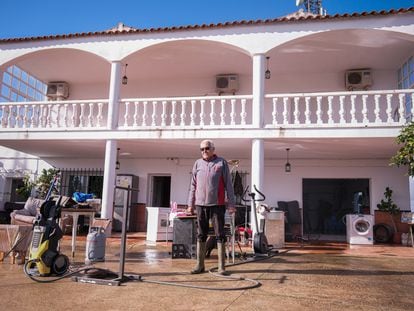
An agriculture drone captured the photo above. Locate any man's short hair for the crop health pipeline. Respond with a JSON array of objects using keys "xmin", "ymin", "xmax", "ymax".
[{"xmin": 200, "ymin": 139, "xmax": 215, "ymax": 149}]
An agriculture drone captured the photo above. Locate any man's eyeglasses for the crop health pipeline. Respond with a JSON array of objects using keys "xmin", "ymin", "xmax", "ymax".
[{"xmin": 200, "ymin": 147, "xmax": 210, "ymax": 151}]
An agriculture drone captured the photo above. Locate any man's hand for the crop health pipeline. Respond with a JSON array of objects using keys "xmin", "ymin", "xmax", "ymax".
[
  {"xmin": 227, "ymin": 206, "xmax": 236, "ymax": 215},
  {"xmin": 186, "ymin": 206, "xmax": 194, "ymax": 215}
]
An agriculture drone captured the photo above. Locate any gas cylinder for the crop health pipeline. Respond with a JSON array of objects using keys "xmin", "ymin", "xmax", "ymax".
[{"xmin": 85, "ymin": 227, "xmax": 106, "ymax": 264}]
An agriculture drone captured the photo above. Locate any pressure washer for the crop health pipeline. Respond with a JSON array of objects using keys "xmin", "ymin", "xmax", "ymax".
[{"xmin": 24, "ymin": 174, "xmax": 70, "ymax": 278}]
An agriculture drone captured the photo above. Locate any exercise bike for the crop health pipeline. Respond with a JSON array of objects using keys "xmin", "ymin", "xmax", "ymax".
[{"xmin": 242, "ymin": 185, "xmax": 273, "ymax": 255}]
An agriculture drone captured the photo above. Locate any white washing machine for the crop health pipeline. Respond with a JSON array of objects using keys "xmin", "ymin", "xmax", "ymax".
[{"xmin": 346, "ymin": 214, "xmax": 374, "ymax": 245}]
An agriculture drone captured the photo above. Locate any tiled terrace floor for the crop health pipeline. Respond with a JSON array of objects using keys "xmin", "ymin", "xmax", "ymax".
[{"xmin": 1, "ymin": 233, "xmax": 413, "ymax": 311}]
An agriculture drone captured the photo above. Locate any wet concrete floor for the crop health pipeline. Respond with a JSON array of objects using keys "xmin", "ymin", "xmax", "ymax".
[{"xmin": 0, "ymin": 233, "xmax": 413, "ymax": 311}]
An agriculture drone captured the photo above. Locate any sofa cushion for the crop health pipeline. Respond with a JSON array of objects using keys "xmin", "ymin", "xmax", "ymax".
[{"xmin": 23, "ymin": 197, "xmax": 45, "ymax": 216}]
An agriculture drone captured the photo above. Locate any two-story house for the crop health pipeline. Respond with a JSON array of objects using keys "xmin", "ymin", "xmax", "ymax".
[{"xmin": 0, "ymin": 7, "xmax": 413, "ymax": 239}]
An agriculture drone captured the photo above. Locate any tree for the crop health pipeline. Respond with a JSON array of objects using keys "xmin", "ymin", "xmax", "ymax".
[
  {"xmin": 16, "ymin": 168, "xmax": 59, "ymax": 199},
  {"xmin": 390, "ymin": 121, "xmax": 414, "ymax": 177}
]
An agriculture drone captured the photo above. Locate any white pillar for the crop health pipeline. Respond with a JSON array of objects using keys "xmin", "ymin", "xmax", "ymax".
[
  {"xmin": 107, "ymin": 61, "xmax": 122, "ymax": 129},
  {"xmin": 101, "ymin": 139, "xmax": 118, "ymax": 232},
  {"xmin": 101, "ymin": 61, "xmax": 122, "ymax": 233},
  {"xmin": 252, "ymin": 54, "xmax": 265, "ymax": 128},
  {"xmin": 251, "ymin": 138, "xmax": 264, "ymax": 236}
]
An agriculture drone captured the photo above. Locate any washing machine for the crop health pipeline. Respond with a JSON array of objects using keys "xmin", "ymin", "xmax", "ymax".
[{"xmin": 346, "ymin": 214, "xmax": 374, "ymax": 245}]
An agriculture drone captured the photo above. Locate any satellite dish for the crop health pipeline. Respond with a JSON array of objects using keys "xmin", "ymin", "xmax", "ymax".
[{"xmin": 296, "ymin": 0, "xmax": 305, "ymax": 6}]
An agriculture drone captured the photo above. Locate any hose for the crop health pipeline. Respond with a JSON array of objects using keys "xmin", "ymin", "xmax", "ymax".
[
  {"xmin": 24, "ymin": 250, "xmax": 282, "ymax": 290},
  {"xmin": 23, "ymin": 259, "xmax": 111, "ymax": 283},
  {"xmin": 138, "ymin": 250, "xmax": 282, "ymax": 291}
]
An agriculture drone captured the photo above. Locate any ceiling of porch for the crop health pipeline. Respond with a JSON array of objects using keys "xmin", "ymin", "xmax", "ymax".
[{"xmin": 0, "ymin": 137, "xmax": 399, "ymax": 162}]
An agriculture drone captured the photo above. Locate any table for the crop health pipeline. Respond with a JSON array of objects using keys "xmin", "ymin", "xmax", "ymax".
[{"xmin": 60, "ymin": 208, "xmax": 96, "ymax": 257}]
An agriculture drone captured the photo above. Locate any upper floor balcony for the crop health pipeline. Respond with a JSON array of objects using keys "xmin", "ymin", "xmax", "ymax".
[{"xmin": 0, "ymin": 89, "xmax": 412, "ymax": 139}]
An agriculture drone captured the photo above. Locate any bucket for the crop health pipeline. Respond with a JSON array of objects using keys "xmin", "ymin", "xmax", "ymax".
[{"xmin": 85, "ymin": 227, "xmax": 106, "ymax": 264}]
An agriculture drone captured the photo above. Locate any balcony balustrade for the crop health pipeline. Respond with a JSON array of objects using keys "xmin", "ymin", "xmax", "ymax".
[{"xmin": 0, "ymin": 90, "xmax": 412, "ymax": 131}]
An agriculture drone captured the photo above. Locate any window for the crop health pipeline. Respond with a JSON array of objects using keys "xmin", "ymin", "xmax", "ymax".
[
  {"xmin": 0, "ymin": 65, "xmax": 47, "ymax": 102},
  {"xmin": 59, "ymin": 168, "xmax": 104, "ymax": 198},
  {"xmin": 397, "ymin": 56, "xmax": 414, "ymax": 120}
]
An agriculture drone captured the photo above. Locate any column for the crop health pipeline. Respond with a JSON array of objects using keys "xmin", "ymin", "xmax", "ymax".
[
  {"xmin": 251, "ymin": 138, "xmax": 264, "ymax": 236},
  {"xmin": 101, "ymin": 139, "xmax": 118, "ymax": 233},
  {"xmin": 100, "ymin": 61, "xmax": 122, "ymax": 233},
  {"xmin": 252, "ymin": 54, "xmax": 265, "ymax": 128},
  {"xmin": 107, "ymin": 61, "xmax": 122, "ymax": 129}
]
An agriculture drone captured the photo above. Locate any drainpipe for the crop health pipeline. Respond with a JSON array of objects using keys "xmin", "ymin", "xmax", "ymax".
[
  {"xmin": 101, "ymin": 61, "xmax": 122, "ymax": 233},
  {"xmin": 251, "ymin": 54, "xmax": 265, "ymax": 237}
]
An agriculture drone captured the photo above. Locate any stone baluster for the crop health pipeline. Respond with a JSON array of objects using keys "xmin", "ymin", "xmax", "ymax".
[
  {"xmin": 374, "ymin": 94, "xmax": 381, "ymax": 123},
  {"xmin": 142, "ymin": 101, "xmax": 148, "ymax": 126},
  {"xmin": 199, "ymin": 99, "xmax": 205, "ymax": 126},
  {"xmin": 327, "ymin": 96, "xmax": 333, "ymax": 124},
  {"xmin": 88, "ymin": 103, "xmax": 94, "ymax": 127},
  {"xmin": 293, "ymin": 97, "xmax": 300, "ymax": 124},
  {"xmin": 339, "ymin": 96, "xmax": 345, "ymax": 124},
  {"xmin": 23, "ymin": 105, "xmax": 29, "ymax": 128},
  {"xmin": 161, "ymin": 101, "xmax": 167, "ymax": 126},
  {"xmin": 180, "ymin": 100, "xmax": 186, "ymax": 126},
  {"xmin": 305, "ymin": 97, "xmax": 311, "ymax": 125},
  {"xmin": 316, "ymin": 96, "xmax": 322, "ymax": 124},
  {"xmin": 220, "ymin": 99, "xmax": 226, "ymax": 126},
  {"xmin": 398, "ymin": 93, "xmax": 406, "ymax": 124},
  {"xmin": 386, "ymin": 94, "xmax": 393, "ymax": 123},
  {"xmin": 97, "ymin": 102, "xmax": 103, "ymax": 127},
  {"xmin": 362, "ymin": 95, "xmax": 368, "ymax": 124},
  {"xmin": 151, "ymin": 101, "xmax": 157, "ymax": 127},
  {"xmin": 210, "ymin": 99, "xmax": 216, "ymax": 126},
  {"xmin": 79, "ymin": 103, "xmax": 86, "ymax": 128},
  {"xmin": 272, "ymin": 97, "xmax": 278, "ymax": 125},
  {"xmin": 350, "ymin": 95, "xmax": 357, "ymax": 124},
  {"xmin": 171, "ymin": 101, "xmax": 177, "ymax": 126},
  {"xmin": 240, "ymin": 98, "xmax": 247, "ymax": 125},
  {"xmin": 124, "ymin": 101, "xmax": 130, "ymax": 127},
  {"xmin": 71, "ymin": 104, "xmax": 77, "ymax": 127},
  {"xmin": 190, "ymin": 100, "xmax": 196, "ymax": 126},
  {"xmin": 133, "ymin": 101, "xmax": 139, "ymax": 127},
  {"xmin": 282, "ymin": 97, "xmax": 289, "ymax": 125}
]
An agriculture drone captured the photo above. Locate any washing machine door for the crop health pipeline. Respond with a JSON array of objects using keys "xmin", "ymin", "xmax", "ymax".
[{"xmin": 353, "ymin": 217, "xmax": 371, "ymax": 236}]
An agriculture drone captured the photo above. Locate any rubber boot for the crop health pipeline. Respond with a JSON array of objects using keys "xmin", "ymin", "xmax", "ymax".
[
  {"xmin": 191, "ymin": 241, "xmax": 206, "ymax": 274},
  {"xmin": 217, "ymin": 242, "xmax": 230, "ymax": 275}
]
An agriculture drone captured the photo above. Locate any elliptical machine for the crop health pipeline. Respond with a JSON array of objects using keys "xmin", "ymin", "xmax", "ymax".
[
  {"xmin": 24, "ymin": 174, "xmax": 70, "ymax": 277},
  {"xmin": 243, "ymin": 185, "xmax": 272, "ymax": 255}
]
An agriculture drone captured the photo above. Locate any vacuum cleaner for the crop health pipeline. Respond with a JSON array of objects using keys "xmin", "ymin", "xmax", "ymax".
[{"xmin": 24, "ymin": 175, "xmax": 70, "ymax": 277}]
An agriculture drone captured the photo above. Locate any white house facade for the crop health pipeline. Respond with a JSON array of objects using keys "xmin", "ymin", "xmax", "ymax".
[{"xmin": 0, "ymin": 8, "xmax": 413, "ymax": 238}]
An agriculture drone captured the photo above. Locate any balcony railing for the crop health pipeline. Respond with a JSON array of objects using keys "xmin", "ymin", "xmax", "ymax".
[{"xmin": 0, "ymin": 90, "xmax": 412, "ymax": 131}]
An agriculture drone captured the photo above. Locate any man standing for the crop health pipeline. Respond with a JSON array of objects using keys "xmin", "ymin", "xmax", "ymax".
[{"xmin": 187, "ymin": 139, "xmax": 235, "ymax": 275}]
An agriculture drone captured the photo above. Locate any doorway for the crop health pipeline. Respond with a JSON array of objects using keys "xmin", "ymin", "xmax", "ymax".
[
  {"xmin": 148, "ymin": 175, "xmax": 171, "ymax": 207},
  {"xmin": 302, "ymin": 178, "xmax": 370, "ymax": 240},
  {"xmin": 10, "ymin": 178, "xmax": 26, "ymax": 202}
]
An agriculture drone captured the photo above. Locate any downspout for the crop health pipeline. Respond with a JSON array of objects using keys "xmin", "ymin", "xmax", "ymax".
[
  {"xmin": 251, "ymin": 54, "xmax": 265, "ymax": 236},
  {"xmin": 101, "ymin": 61, "xmax": 122, "ymax": 233}
]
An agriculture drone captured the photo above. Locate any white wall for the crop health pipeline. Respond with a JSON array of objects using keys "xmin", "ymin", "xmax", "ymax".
[
  {"xmin": 0, "ymin": 146, "xmax": 51, "ymax": 210},
  {"xmin": 47, "ymin": 156, "xmax": 410, "ymax": 212}
]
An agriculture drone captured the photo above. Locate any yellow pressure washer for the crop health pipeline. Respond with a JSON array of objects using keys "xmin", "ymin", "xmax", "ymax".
[{"xmin": 24, "ymin": 175, "xmax": 70, "ymax": 278}]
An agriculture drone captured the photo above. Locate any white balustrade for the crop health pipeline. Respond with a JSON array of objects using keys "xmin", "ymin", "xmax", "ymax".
[
  {"xmin": 265, "ymin": 89, "xmax": 414, "ymax": 128},
  {"xmin": 0, "ymin": 91, "xmax": 412, "ymax": 131}
]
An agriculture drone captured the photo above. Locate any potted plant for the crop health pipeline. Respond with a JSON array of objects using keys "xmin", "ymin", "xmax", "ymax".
[{"xmin": 376, "ymin": 187, "xmax": 401, "ymax": 243}]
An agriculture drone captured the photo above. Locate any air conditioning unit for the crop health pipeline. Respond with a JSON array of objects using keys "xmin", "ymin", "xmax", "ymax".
[
  {"xmin": 216, "ymin": 74, "xmax": 239, "ymax": 94},
  {"xmin": 46, "ymin": 82, "xmax": 69, "ymax": 99},
  {"xmin": 345, "ymin": 69, "xmax": 372, "ymax": 91}
]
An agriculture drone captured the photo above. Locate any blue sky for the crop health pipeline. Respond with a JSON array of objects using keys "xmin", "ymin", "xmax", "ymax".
[{"xmin": 0, "ymin": 0, "xmax": 413, "ymax": 39}]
